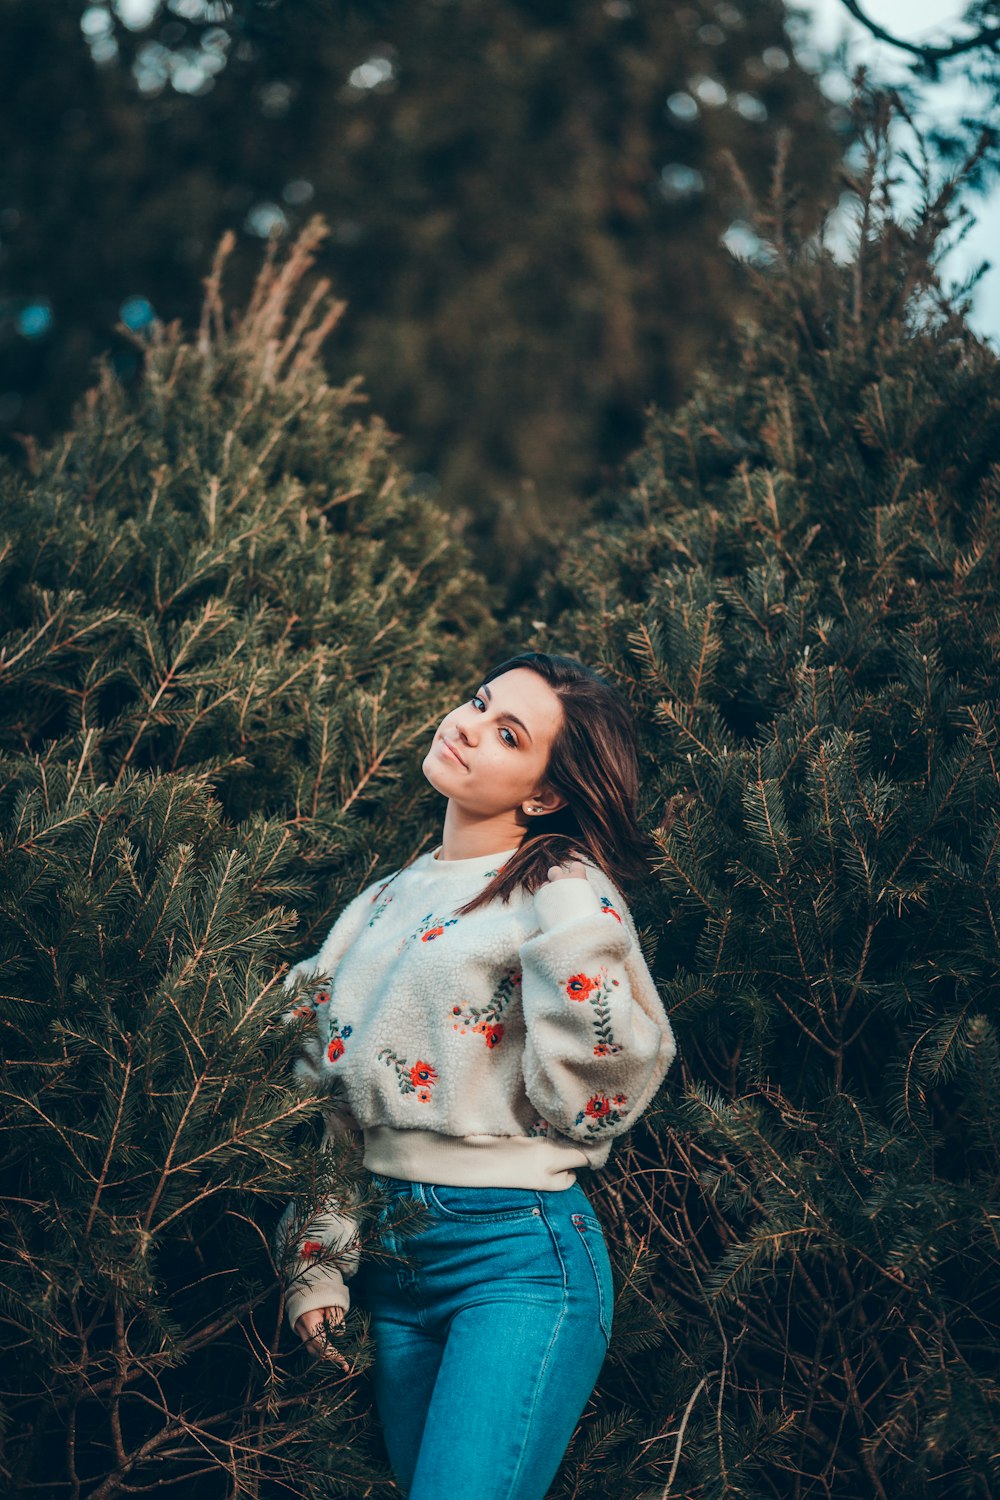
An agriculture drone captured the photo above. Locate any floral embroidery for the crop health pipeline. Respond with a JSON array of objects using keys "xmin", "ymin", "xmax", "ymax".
[
  {"xmin": 575, "ymin": 1092, "xmax": 628, "ymax": 1133},
  {"xmin": 398, "ymin": 910, "xmax": 461, "ymax": 952},
  {"xmin": 525, "ymin": 1116, "xmax": 551, "ymax": 1138},
  {"xmin": 299, "ymin": 1240, "xmax": 323, "ymax": 1258},
  {"xmin": 600, "ymin": 896, "xmax": 623, "ymax": 923},
  {"xmin": 379, "ymin": 1047, "xmax": 439, "ymax": 1102},
  {"xmin": 287, "ymin": 974, "xmax": 333, "ymax": 1022},
  {"xmin": 368, "ymin": 883, "xmax": 395, "ymax": 926},
  {"xmin": 566, "ymin": 973, "xmax": 597, "ymax": 1002},
  {"xmin": 324, "ymin": 1014, "xmax": 352, "ymax": 1064},
  {"xmin": 563, "ymin": 967, "xmax": 624, "ymax": 1056},
  {"xmin": 451, "ymin": 968, "xmax": 521, "ymax": 1048}
]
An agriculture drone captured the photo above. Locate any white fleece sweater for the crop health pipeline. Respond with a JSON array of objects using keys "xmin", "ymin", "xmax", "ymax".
[{"xmin": 276, "ymin": 842, "xmax": 676, "ymax": 1333}]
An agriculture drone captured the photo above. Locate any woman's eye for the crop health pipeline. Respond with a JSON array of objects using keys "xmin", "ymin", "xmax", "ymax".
[{"xmin": 470, "ymin": 695, "xmax": 517, "ymax": 746}]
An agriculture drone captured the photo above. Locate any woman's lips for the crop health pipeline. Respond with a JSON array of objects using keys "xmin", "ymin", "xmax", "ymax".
[{"xmin": 439, "ymin": 738, "xmax": 467, "ymax": 767}]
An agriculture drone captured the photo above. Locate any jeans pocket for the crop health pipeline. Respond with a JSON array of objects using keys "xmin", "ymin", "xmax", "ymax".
[
  {"xmin": 426, "ymin": 1183, "xmax": 543, "ymax": 1222},
  {"xmin": 570, "ymin": 1212, "xmax": 614, "ymax": 1345}
]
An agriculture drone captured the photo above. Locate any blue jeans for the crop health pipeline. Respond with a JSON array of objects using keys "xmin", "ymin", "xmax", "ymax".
[{"xmin": 353, "ymin": 1173, "xmax": 614, "ymax": 1500}]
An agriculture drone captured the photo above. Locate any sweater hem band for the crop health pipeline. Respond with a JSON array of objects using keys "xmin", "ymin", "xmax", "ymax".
[{"xmin": 361, "ymin": 1125, "xmax": 593, "ymax": 1189}]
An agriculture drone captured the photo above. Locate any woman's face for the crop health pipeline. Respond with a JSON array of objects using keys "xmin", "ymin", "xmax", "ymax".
[{"xmin": 421, "ymin": 667, "xmax": 567, "ymax": 819}]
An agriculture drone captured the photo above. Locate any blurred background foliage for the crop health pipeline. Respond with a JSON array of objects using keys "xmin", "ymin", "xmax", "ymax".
[{"xmin": 0, "ymin": 0, "xmax": 843, "ymax": 586}]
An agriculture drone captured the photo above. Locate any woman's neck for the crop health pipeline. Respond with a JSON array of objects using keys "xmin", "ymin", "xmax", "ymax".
[{"xmin": 435, "ymin": 815, "xmax": 526, "ymax": 862}]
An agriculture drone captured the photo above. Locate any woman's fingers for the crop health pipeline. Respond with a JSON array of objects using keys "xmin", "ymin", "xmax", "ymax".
[
  {"xmin": 546, "ymin": 859, "xmax": 588, "ymax": 881},
  {"xmin": 294, "ymin": 1306, "xmax": 350, "ymax": 1370}
]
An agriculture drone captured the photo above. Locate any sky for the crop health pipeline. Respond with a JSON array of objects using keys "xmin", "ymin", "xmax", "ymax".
[{"xmin": 790, "ymin": 0, "xmax": 1000, "ymax": 343}]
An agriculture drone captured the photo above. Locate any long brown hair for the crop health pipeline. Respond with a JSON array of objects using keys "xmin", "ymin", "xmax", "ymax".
[{"xmin": 443, "ymin": 651, "xmax": 657, "ymax": 918}]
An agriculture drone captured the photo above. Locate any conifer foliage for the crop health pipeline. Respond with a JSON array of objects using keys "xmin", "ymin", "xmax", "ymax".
[
  {"xmin": 0, "ymin": 220, "xmax": 495, "ymax": 1496},
  {"xmin": 3, "ymin": 97, "xmax": 999, "ymax": 1500},
  {"xmin": 517, "ymin": 101, "xmax": 1000, "ymax": 1499}
]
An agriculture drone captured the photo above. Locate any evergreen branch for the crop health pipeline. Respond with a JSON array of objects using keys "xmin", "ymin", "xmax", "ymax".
[
  {"xmin": 146, "ymin": 1095, "xmax": 321, "ymax": 1234},
  {"xmin": 0, "ymin": 1090, "xmax": 100, "ymax": 1172},
  {"xmin": 658, "ymin": 1376, "xmax": 708, "ymax": 1498},
  {"xmin": 83, "ymin": 1043, "xmax": 134, "ymax": 1240}
]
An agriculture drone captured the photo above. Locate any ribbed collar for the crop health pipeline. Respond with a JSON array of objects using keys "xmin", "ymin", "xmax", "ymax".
[{"xmin": 413, "ymin": 844, "xmax": 521, "ymax": 878}]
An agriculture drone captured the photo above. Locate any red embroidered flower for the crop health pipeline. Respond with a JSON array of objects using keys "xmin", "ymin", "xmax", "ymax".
[
  {"xmin": 613, "ymin": 1093, "xmax": 627, "ymax": 1106},
  {"xmin": 314, "ymin": 990, "xmax": 330, "ymax": 1004},
  {"xmin": 484, "ymin": 1024, "xmax": 504, "ymax": 1049},
  {"xmin": 291, "ymin": 1004, "xmax": 313, "ymax": 1019},
  {"xmin": 584, "ymin": 1093, "xmax": 612, "ymax": 1119},
  {"xmin": 410, "ymin": 1060, "xmax": 437, "ymax": 1087},
  {"xmin": 593, "ymin": 1043, "xmax": 611, "ymax": 1056},
  {"xmin": 327, "ymin": 1035, "xmax": 345, "ymax": 1062},
  {"xmin": 422, "ymin": 926, "xmax": 445, "ymax": 941},
  {"xmin": 416, "ymin": 1087, "xmax": 433, "ymax": 1103},
  {"xmin": 565, "ymin": 973, "xmax": 597, "ymax": 1001},
  {"xmin": 300, "ymin": 1240, "xmax": 323, "ymax": 1258}
]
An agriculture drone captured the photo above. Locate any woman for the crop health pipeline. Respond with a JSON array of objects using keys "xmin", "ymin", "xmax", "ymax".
[{"xmin": 276, "ymin": 650, "xmax": 676, "ymax": 1500}]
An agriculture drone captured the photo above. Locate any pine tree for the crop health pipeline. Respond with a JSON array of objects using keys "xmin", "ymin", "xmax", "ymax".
[
  {"xmin": 0, "ymin": 220, "xmax": 497, "ymax": 1497},
  {"xmin": 513, "ymin": 95, "xmax": 1000, "ymax": 1499}
]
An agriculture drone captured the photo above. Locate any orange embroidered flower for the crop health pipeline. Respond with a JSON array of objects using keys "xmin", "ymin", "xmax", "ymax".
[
  {"xmin": 291, "ymin": 1004, "xmax": 313, "ymax": 1019},
  {"xmin": 421, "ymin": 926, "xmax": 445, "ymax": 941},
  {"xmin": 327, "ymin": 1036, "xmax": 345, "ymax": 1062},
  {"xmin": 584, "ymin": 1094, "xmax": 612, "ymax": 1119},
  {"xmin": 300, "ymin": 1240, "xmax": 323, "ymax": 1258},
  {"xmin": 613, "ymin": 1093, "xmax": 627, "ymax": 1106},
  {"xmin": 410, "ymin": 1061, "xmax": 437, "ymax": 1087},
  {"xmin": 416, "ymin": 1087, "xmax": 433, "ymax": 1103},
  {"xmin": 566, "ymin": 973, "xmax": 597, "ymax": 1001},
  {"xmin": 484, "ymin": 1024, "xmax": 504, "ymax": 1049},
  {"xmin": 314, "ymin": 990, "xmax": 331, "ymax": 1004}
]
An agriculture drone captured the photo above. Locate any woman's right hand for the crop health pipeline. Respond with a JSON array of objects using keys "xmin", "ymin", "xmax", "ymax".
[{"xmin": 294, "ymin": 1306, "xmax": 350, "ymax": 1370}]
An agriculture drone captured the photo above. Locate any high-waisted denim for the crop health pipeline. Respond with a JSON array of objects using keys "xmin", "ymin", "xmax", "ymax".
[{"xmin": 352, "ymin": 1172, "xmax": 614, "ymax": 1500}]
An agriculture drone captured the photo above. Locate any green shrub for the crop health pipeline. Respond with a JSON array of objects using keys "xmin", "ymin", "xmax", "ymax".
[
  {"xmin": 516, "ymin": 102, "xmax": 1000, "ymax": 1500},
  {"xmin": 0, "ymin": 221, "xmax": 496, "ymax": 1498}
]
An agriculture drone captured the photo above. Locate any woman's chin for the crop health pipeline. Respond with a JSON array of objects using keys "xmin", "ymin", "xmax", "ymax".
[{"xmin": 420, "ymin": 758, "xmax": 451, "ymax": 794}]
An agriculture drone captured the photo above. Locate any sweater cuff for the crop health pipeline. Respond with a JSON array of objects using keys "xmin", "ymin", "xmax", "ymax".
[
  {"xmin": 284, "ymin": 1262, "xmax": 351, "ymax": 1335},
  {"xmin": 533, "ymin": 876, "xmax": 603, "ymax": 932}
]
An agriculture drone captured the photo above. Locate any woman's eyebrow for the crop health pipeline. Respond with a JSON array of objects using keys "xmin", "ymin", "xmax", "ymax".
[{"xmin": 480, "ymin": 683, "xmax": 533, "ymax": 744}]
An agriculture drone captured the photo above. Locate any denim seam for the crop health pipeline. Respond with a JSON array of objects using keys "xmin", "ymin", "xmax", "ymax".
[
  {"xmin": 571, "ymin": 1215, "xmax": 613, "ymax": 1345},
  {"xmin": 500, "ymin": 1200, "xmax": 570, "ymax": 1500},
  {"xmin": 423, "ymin": 1183, "xmax": 546, "ymax": 1224}
]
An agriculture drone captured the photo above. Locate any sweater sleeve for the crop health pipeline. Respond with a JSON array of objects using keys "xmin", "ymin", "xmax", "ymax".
[
  {"xmin": 275, "ymin": 1114, "xmax": 363, "ymax": 1335},
  {"xmin": 275, "ymin": 880, "xmax": 385, "ymax": 1332},
  {"xmin": 519, "ymin": 864, "xmax": 676, "ymax": 1144}
]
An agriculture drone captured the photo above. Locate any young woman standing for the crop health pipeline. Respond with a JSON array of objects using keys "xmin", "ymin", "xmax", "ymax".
[{"xmin": 277, "ymin": 651, "xmax": 676, "ymax": 1500}]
